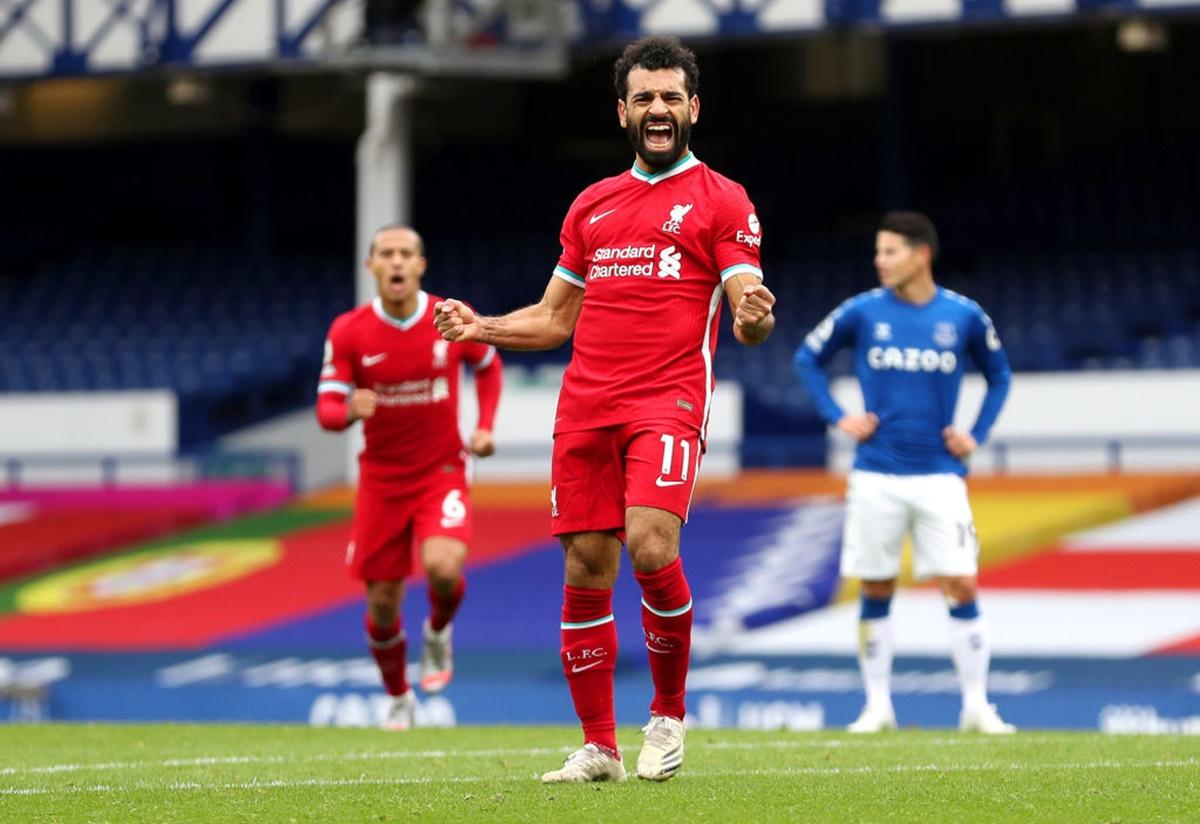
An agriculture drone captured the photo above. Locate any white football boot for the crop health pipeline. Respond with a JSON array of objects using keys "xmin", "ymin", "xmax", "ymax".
[
  {"xmin": 847, "ymin": 704, "xmax": 898, "ymax": 733},
  {"xmin": 636, "ymin": 715, "xmax": 685, "ymax": 781},
  {"xmin": 540, "ymin": 743, "xmax": 628, "ymax": 784},
  {"xmin": 960, "ymin": 703, "xmax": 1016, "ymax": 734},
  {"xmin": 383, "ymin": 688, "xmax": 416, "ymax": 731},
  {"xmin": 419, "ymin": 618, "xmax": 453, "ymax": 694}
]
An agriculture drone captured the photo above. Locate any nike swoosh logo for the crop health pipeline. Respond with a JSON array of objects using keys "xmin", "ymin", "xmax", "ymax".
[
  {"xmin": 655, "ymin": 477, "xmax": 686, "ymax": 488},
  {"xmin": 361, "ymin": 353, "xmax": 387, "ymax": 366},
  {"xmin": 589, "ymin": 208, "xmax": 617, "ymax": 225},
  {"xmin": 570, "ymin": 660, "xmax": 605, "ymax": 673}
]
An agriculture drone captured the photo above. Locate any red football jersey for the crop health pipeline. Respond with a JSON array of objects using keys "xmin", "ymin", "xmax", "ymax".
[
  {"xmin": 318, "ymin": 292, "xmax": 497, "ymax": 485},
  {"xmin": 553, "ymin": 154, "xmax": 763, "ymax": 439}
]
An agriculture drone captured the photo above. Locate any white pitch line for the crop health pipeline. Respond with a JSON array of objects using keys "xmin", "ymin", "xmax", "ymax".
[
  {"xmin": 701, "ymin": 736, "xmax": 1018, "ymax": 751},
  {"xmin": 0, "ymin": 776, "xmax": 487, "ymax": 797},
  {"xmin": 0, "ymin": 734, "xmax": 1096, "ymax": 778},
  {"xmin": 2, "ymin": 759, "xmax": 1196, "ymax": 797},
  {"xmin": 700, "ymin": 759, "xmax": 1200, "ymax": 777},
  {"xmin": 0, "ymin": 746, "xmax": 571, "ymax": 778}
]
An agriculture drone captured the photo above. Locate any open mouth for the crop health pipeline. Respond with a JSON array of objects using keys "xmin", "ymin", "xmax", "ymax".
[
  {"xmin": 388, "ymin": 273, "xmax": 405, "ymax": 288},
  {"xmin": 643, "ymin": 120, "xmax": 674, "ymax": 152}
]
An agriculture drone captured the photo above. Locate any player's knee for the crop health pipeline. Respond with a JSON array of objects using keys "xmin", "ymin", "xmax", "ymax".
[
  {"xmin": 425, "ymin": 562, "xmax": 461, "ymax": 593},
  {"xmin": 939, "ymin": 576, "xmax": 977, "ymax": 605},
  {"xmin": 367, "ymin": 600, "xmax": 399, "ymax": 627},
  {"xmin": 860, "ymin": 579, "xmax": 897, "ymax": 599},
  {"xmin": 628, "ymin": 543, "xmax": 678, "ymax": 573},
  {"xmin": 366, "ymin": 580, "xmax": 404, "ymax": 622},
  {"xmin": 561, "ymin": 533, "xmax": 620, "ymax": 587},
  {"xmin": 563, "ymin": 552, "xmax": 617, "ymax": 587},
  {"xmin": 626, "ymin": 521, "xmax": 680, "ymax": 573},
  {"xmin": 624, "ymin": 508, "xmax": 681, "ymax": 573}
]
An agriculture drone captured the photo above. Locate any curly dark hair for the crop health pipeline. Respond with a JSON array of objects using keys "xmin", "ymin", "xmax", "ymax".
[
  {"xmin": 612, "ymin": 36, "xmax": 700, "ymax": 101},
  {"xmin": 879, "ymin": 211, "xmax": 940, "ymax": 262}
]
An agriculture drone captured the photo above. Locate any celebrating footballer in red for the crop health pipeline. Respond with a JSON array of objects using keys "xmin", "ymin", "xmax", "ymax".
[
  {"xmin": 318, "ymin": 224, "xmax": 502, "ymax": 730},
  {"xmin": 551, "ymin": 156, "xmax": 764, "ymax": 537},
  {"xmin": 434, "ymin": 37, "xmax": 775, "ymax": 783}
]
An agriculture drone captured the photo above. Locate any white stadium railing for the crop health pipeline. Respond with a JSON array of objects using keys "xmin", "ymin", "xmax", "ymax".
[{"xmin": 0, "ymin": 450, "xmax": 303, "ymax": 491}]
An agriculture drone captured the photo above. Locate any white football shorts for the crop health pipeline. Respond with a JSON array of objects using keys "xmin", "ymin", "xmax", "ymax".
[{"xmin": 840, "ymin": 469, "xmax": 979, "ymax": 581}]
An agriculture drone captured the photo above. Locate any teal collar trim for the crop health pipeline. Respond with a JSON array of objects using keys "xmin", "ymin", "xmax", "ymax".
[
  {"xmin": 372, "ymin": 291, "xmax": 428, "ymax": 330},
  {"xmin": 630, "ymin": 152, "xmax": 700, "ymax": 185}
]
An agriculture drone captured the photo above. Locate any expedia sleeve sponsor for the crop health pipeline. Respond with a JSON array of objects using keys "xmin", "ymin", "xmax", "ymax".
[
  {"xmin": 711, "ymin": 185, "xmax": 763, "ymax": 277},
  {"xmin": 735, "ymin": 228, "xmax": 761, "ymax": 249}
]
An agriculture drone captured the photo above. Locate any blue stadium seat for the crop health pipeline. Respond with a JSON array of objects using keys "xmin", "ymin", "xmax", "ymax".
[{"xmin": 1, "ymin": 142, "xmax": 1196, "ymax": 452}]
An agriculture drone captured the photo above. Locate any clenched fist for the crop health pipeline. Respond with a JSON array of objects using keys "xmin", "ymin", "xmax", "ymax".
[
  {"xmin": 736, "ymin": 283, "xmax": 776, "ymax": 332},
  {"xmin": 349, "ymin": 388, "xmax": 378, "ymax": 422},
  {"xmin": 434, "ymin": 299, "xmax": 482, "ymax": 343},
  {"xmin": 470, "ymin": 428, "xmax": 495, "ymax": 457}
]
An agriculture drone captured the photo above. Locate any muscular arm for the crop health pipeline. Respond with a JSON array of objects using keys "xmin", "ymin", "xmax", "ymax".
[
  {"xmin": 724, "ymin": 273, "xmax": 776, "ymax": 346},
  {"xmin": 435, "ymin": 276, "xmax": 584, "ymax": 350}
]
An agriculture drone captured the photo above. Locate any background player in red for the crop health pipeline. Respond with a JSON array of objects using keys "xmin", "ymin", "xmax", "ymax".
[
  {"xmin": 317, "ymin": 224, "xmax": 502, "ymax": 730},
  {"xmin": 435, "ymin": 37, "xmax": 776, "ymax": 782}
]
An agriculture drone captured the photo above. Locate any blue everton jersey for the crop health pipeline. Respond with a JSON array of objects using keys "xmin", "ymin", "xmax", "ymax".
[{"xmin": 794, "ymin": 287, "xmax": 1012, "ymax": 476}]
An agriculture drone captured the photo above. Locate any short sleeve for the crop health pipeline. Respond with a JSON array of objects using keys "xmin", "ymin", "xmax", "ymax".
[
  {"xmin": 711, "ymin": 185, "xmax": 764, "ymax": 284},
  {"xmin": 553, "ymin": 194, "xmax": 587, "ymax": 289},
  {"xmin": 318, "ymin": 316, "xmax": 357, "ymax": 396}
]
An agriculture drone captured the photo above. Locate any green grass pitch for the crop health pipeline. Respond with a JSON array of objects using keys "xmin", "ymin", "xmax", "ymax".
[{"xmin": 2, "ymin": 725, "xmax": 1197, "ymax": 823}]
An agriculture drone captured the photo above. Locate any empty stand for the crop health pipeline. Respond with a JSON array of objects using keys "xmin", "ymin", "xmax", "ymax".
[{"xmin": 0, "ymin": 247, "xmax": 353, "ymax": 446}]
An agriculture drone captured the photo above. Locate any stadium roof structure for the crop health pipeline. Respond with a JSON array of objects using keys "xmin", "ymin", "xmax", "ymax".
[
  {"xmin": 5, "ymin": 0, "xmax": 1198, "ymax": 82},
  {"xmin": 0, "ymin": 0, "xmax": 569, "ymax": 81}
]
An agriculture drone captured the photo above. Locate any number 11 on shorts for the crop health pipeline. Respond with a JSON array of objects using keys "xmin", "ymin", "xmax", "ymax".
[{"xmin": 658, "ymin": 433, "xmax": 691, "ymax": 486}]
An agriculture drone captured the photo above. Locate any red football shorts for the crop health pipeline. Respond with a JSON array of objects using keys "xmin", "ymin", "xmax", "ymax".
[
  {"xmin": 346, "ymin": 469, "xmax": 472, "ymax": 581},
  {"xmin": 550, "ymin": 420, "xmax": 703, "ymax": 536}
]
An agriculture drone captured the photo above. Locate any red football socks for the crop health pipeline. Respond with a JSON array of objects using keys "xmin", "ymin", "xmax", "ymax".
[
  {"xmin": 635, "ymin": 556, "xmax": 693, "ymax": 720},
  {"xmin": 560, "ymin": 585, "xmax": 619, "ymax": 755},
  {"xmin": 428, "ymin": 576, "xmax": 466, "ymax": 632},
  {"xmin": 365, "ymin": 614, "xmax": 409, "ymax": 696}
]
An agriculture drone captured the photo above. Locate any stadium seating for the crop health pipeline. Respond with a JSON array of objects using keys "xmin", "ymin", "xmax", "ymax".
[
  {"xmin": 1, "ymin": 235, "xmax": 1195, "ymax": 455},
  {"xmin": 2, "ymin": 140, "xmax": 1197, "ymax": 461},
  {"xmin": 0, "ymin": 246, "xmax": 353, "ymax": 446}
]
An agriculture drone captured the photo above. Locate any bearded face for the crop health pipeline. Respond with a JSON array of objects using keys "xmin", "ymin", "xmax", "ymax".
[
  {"xmin": 620, "ymin": 67, "xmax": 698, "ymax": 172},
  {"xmin": 626, "ymin": 107, "xmax": 692, "ymax": 171}
]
